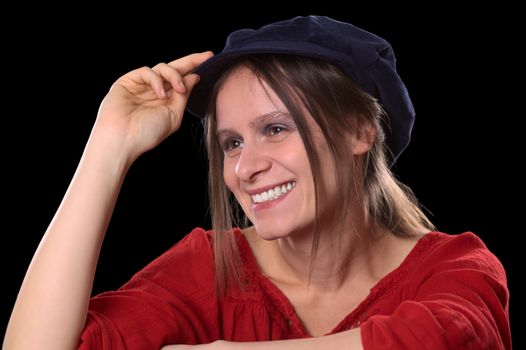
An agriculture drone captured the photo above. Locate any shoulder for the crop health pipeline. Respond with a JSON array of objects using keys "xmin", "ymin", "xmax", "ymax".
[
  {"xmin": 132, "ymin": 227, "xmax": 246, "ymax": 277},
  {"xmin": 362, "ymin": 232, "xmax": 511, "ymax": 350},
  {"xmin": 416, "ymin": 231, "xmax": 507, "ymax": 282},
  {"xmin": 131, "ymin": 227, "xmax": 217, "ymax": 282},
  {"xmin": 157, "ymin": 227, "xmax": 213, "ymax": 259},
  {"xmin": 423, "ymin": 231, "xmax": 497, "ymax": 261}
]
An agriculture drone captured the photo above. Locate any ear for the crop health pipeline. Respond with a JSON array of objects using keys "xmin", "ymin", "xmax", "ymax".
[{"xmin": 349, "ymin": 123, "xmax": 377, "ymax": 156}]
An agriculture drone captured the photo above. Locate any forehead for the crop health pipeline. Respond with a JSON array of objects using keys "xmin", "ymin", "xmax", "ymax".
[{"xmin": 215, "ymin": 66, "xmax": 286, "ymax": 129}]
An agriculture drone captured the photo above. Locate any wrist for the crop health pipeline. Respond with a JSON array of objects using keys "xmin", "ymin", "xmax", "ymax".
[{"xmin": 80, "ymin": 135, "xmax": 132, "ymax": 182}]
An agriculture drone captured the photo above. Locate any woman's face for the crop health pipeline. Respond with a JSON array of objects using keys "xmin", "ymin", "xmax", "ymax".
[{"xmin": 216, "ymin": 67, "xmax": 337, "ymax": 240}]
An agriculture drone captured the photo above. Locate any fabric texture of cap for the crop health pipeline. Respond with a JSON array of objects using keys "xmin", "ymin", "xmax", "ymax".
[{"xmin": 186, "ymin": 15, "xmax": 415, "ymax": 164}]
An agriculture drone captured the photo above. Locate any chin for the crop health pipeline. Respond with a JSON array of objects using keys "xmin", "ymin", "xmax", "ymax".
[
  {"xmin": 252, "ymin": 221, "xmax": 292, "ymax": 241},
  {"xmin": 253, "ymin": 218, "xmax": 314, "ymax": 241}
]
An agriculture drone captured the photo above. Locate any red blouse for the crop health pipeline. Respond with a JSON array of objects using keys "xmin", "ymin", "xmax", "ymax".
[{"xmin": 79, "ymin": 228, "xmax": 511, "ymax": 349}]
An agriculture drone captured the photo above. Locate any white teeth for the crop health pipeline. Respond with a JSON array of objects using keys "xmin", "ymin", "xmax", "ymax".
[{"xmin": 251, "ymin": 181, "xmax": 296, "ymax": 204}]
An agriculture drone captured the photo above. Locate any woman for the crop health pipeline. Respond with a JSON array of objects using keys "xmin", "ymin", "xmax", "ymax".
[{"xmin": 4, "ymin": 16, "xmax": 510, "ymax": 349}]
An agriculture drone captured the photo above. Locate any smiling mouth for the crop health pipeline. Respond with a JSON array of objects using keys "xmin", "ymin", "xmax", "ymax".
[{"xmin": 251, "ymin": 181, "xmax": 296, "ymax": 204}]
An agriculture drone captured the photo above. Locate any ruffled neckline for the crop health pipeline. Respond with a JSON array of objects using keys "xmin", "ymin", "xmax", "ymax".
[{"xmin": 235, "ymin": 229, "xmax": 440, "ymax": 337}]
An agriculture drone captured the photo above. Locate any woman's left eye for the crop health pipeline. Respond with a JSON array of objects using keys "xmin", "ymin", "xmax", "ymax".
[{"xmin": 267, "ymin": 125, "xmax": 286, "ymax": 136}]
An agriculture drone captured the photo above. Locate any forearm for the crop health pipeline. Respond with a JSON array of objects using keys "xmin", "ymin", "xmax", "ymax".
[
  {"xmin": 166, "ymin": 328, "xmax": 363, "ymax": 350},
  {"xmin": 232, "ymin": 329, "xmax": 362, "ymax": 350},
  {"xmin": 4, "ymin": 138, "xmax": 130, "ymax": 350}
]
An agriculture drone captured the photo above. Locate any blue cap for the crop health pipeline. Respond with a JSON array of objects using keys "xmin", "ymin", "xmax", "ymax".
[{"xmin": 186, "ymin": 16, "xmax": 415, "ymax": 164}]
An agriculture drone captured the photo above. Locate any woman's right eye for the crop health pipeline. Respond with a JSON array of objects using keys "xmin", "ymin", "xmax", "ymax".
[{"xmin": 222, "ymin": 138, "xmax": 243, "ymax": 154}]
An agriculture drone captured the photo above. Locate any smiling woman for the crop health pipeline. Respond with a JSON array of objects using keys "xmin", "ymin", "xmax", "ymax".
[
  {"xmin": 4, "ymin": 16, "xmax": 511, "ymax": 350},
  {"xmin": 207, "ymin": 58, "xmax": 434, "ymax": 296}
]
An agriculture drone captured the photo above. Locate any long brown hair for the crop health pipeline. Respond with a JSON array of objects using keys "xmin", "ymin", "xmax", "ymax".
[{"xmin": 203, "ymin": 54, "xmax": 434, "ymax": 296}]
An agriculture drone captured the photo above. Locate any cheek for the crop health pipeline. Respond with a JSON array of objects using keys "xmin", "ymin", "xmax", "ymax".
[{"xmin": 222, "ymin": 158, "xmax": 237, "ymax": 191}]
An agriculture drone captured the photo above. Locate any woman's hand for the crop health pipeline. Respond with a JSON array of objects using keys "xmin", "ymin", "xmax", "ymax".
[{"xmin": 92, "ymin": 51, "xmax": 213, "ymax": 163}]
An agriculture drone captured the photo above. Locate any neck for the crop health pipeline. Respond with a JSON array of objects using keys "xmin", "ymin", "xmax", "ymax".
[
  {"xmin": 256, "ymin": 211, "xmax": 391, "ymax": 293},
  {"xmin": 278, "ymin": 232, "xmax": 372, "ymax": 289}
]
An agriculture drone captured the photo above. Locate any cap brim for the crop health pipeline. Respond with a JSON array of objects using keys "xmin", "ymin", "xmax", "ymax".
[{"xmin": 186, "ymin": 45, "xmax": 355, "ymax": 118}]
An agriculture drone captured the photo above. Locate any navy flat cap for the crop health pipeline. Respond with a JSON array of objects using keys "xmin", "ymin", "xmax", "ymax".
[{"xmin": 186, "ymin": 15, "xmax": 415, "ymax": 164}]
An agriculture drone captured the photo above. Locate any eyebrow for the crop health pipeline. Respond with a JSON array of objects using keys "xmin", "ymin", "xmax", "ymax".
[{"xmin": 216, "ymin": 111, "xmax": 292, "ymax": 137}]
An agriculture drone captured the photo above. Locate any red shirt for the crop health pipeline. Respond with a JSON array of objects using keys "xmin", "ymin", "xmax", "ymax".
[{"xmin": 79, "ymin": 228, "xmax": 511, "ymax": 349}]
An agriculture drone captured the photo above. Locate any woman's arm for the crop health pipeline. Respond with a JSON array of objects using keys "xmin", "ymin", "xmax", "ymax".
[
  {"xmin": 163, "ymin": 328, "xmax": 363, "ymax": 350},
  {"xmin": 3, "ymin": 52, "xmax": 213, "ymax": 350},
  {"xmin": 4, "ymin": 137, "xmax": 129, "ymax": 349}
]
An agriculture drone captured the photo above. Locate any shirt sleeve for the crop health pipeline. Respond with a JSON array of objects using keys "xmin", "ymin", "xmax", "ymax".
[
  {"xmin": 78, "ymin": 228, "xmax": 220, "ymax": 349},
  {"xmin": 360, "ymin": 232, "xmax": 511, "ymax": 350}
]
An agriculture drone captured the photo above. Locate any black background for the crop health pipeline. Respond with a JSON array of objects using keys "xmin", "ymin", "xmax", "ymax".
[{"xmin": 2, "ymin": 5, "xmax": 520, "ymax": 347}]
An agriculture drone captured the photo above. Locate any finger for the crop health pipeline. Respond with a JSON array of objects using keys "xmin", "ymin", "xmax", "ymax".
[
  {"xmin": 121, "ymin": 66, "xmax": 167, "ymax": 99},
  {"xmin": 161, "ymin": 73, "xmax": 199, "ymax": 128},
  {"xmin": 160, "ymin": 73, "xmax": 201, "ymax": 133},
  {"xmin": 170, "ymin": 73, "xmax": 200, "ymax": 105},
  {"xmin": 182, "ymin": 73, "xmax": 201, "ymax": 93},
  {"xmin": 167, "ymin": 51, "xmax": 214, "ymax": 76},
  {"xmin": 152, "ymin": 62, "xmax": 186, "ymax": 95}
]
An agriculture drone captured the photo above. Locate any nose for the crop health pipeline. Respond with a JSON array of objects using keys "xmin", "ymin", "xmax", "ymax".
[{"xmin": 235, "ymin": 143, "xmax": 271, "ymax": 182}]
